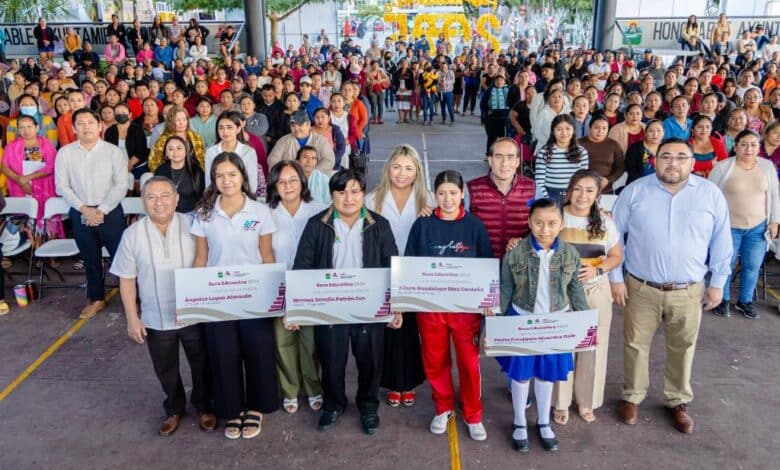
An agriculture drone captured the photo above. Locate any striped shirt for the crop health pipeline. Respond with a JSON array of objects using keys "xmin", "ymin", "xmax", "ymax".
[{"xmin": 534, "ymin": 145, "xmax": 589, "ymax": 194}]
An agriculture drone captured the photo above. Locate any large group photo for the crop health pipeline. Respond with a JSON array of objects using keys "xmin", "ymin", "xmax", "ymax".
[{"xmin": 0, "ymin": 0, "xmax": 778, "ymax": 468}]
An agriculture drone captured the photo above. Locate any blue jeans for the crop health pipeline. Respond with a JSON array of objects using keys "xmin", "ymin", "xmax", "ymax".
[
  {"xmin": 384, "ymin": 88, "xmax": 395, "ymax": 108},
  {"xmin": 422, "ymin": 92, "xmax": 436, "ymax": 122},
  {"xmin": 723, "ymin": 221, "xmax": 767, "ymax": 303},
  {"xmin": 440, "ymin": 91, "xmax": 454, "ymax": 123},
  {"xmin": 545, "ymin": 187, "xmax": 566, "ymax": 205}
]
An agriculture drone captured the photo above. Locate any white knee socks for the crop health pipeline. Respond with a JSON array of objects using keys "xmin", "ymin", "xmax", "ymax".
[
  {"xmin": 535, "ymin": 379, "xmax": 555, "ymax": 439},
  {"xmin": 511, "ymin": 380, "xmax": 530, "ymax": 440}
]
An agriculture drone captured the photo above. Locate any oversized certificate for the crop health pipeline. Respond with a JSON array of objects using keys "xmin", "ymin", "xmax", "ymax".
[
  {"xmin": 285, "ymin": 268, "xmax": 392, "ymax": 325},
  {"xmin": 484, "ymin": 309, "xmax": 599, "ymax": 356},
  {"xmin": 390, "ymin": 257, "xmax": 500, "ymax": 314},
  {"xmin": 175, "ymin": 263, "xmax": 287, "ymax": 327}
]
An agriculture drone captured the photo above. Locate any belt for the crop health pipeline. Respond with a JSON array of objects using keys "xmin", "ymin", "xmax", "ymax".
[{"xmin": 629, "ymin": 274, "xmax": 695, "ymax": 291}]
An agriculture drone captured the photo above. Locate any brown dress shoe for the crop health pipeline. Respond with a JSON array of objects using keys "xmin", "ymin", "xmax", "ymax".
[
  {"xmin": 618, "ymin": 400, "xmax": 639, "ymax": 425},
  {"xmin": 159, "ymin": 414, "xmax": 183, "ymax": 436},
  {"xmin": 199, "ymin": 412, "xmax": 217, "ymax": 432},
  {"xmin": 670, "ymin": 404, "xmax": 694, "ymax": 433},
  {"xmin": 79, "ymin": 300, "xmax": 107, "ymax": 319}
]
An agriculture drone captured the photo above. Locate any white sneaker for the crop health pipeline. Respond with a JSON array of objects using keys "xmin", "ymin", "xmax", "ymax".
[
  {"xmin": 430, "ymin": 411, "xmax": 452, "ymax": 434},
  {"xmin": 467, "ymin": 422, "xmax": 487, "ymax": 441}
]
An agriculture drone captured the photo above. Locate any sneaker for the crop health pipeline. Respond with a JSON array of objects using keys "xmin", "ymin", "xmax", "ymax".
[
  {"xmin": 430, "ymin": 411, "xmax": 452, "ymax": 434},
  {"xmin": 467, "ymin": 422, "xmax": 487, "ymax": 441},
  {"xmin": 712, "ymin": 302, "xmax": 730, "ymax": 318},
  {"xmin": 733, "ymin": 301, "xmax": 759, "ymax": 319}
]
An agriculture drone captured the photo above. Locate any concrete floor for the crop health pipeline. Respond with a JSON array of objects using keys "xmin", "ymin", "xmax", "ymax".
[{"xmin": 0, "ymin": 115, "xmax": 778, "ymax": 469}]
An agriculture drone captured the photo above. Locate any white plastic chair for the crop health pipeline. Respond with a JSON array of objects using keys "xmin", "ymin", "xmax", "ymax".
[
  {"xmin": 121, "ymin": 197, "xmax": 146, "ymax": 216},
  {"xmin": 599, "ymin": 194, "xmax": 619, "ymax": 212},
  {"xmin": 34, "ymin": 198, "xmax": 80, "ymax": 289},
  {"xmin": 0, "ymin": 197, "xmax": 38, "ymax": 280},
  {"xmin": 139, "ymin": 172, "xmax": 154, "ymax": 190},
  {"xmin": 127, "ymin": 172, "xmax": 135, "ymax": 192}
]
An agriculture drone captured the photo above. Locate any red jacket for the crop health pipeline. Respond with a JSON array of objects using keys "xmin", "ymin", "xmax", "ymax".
[
  {"xmin": 690, "ymin": 134, "xmax": 728, "ymax": 177},
  {"xmin": 466, "ymin": 174, "xmax": 535, "ymax": 258}
]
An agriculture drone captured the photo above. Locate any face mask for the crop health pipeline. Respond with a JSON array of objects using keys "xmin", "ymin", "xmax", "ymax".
[
  {"xmin": 115, "ymin": 113, "xmax": 130, "ymax": 124},
  {"xmin": 20, "ymin": 106, "xmax": 37, "ymax": 116}
]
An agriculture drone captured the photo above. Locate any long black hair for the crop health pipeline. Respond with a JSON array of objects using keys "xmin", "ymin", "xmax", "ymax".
[
  {"xmin": 433, "ymin": 170, "xmax": 465, "ymax": 192},
  {"xmin": 266, "ymin": 160, "xmax": 313, "ymax": 209},
  {"xmin": 163, "ymin": 134, "xmax": 203, "ymax": 194},
  {"xmin": 542, "ymin": 114, "xmax": 584, "ymax": 163},
  {"xmin": 195, "ymin": 152, "xmax": 256, "ymax": 220},
  {"xmin": 215, "ymin": 111, "xmax": 247, "ymax": 144},
  {"xmin": 563, "ymin": 170, "xmax": 606, "ymax": 240}
]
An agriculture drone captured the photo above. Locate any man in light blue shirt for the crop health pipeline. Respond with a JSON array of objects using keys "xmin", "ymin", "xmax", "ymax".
[{"xmin": 610, "ymin": 138, "xmax": 732, "ymax": 435}]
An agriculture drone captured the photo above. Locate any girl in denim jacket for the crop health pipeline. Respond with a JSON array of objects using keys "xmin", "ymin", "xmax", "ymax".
[{"xmin": 494, "ymin": 198, "xmax": 589, "ymax": 453}]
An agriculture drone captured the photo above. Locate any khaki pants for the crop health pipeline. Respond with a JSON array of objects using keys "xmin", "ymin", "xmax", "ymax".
[
  {"xmin": 273, "ymin": 318, "xmax": 322, "ymax": 399},
  {"xmin": 622, "ymin": 275, "xmax": 704, "ymax": 407},
  {"xmin": 554, "ymin": 276, "xmax": 613, "ymax": 410}
]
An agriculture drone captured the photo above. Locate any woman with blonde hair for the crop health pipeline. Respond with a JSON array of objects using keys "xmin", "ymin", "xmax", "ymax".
[
  {"xmin": 365, "ymin": 144, "xmax": 434, "ymax": 408},
  {"xmin": 148, "ymin": 105, "xmax": 206, "ymax": 171}
]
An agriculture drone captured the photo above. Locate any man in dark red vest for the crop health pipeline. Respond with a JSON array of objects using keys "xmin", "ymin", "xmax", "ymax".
[{"xmin": 466, "ymin": 137, "xmax": 535, "ymax": 258}]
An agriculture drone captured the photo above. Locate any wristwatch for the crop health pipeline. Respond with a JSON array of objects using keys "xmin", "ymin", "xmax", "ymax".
[{"xmin": 597, "ymin": 267, "xmax": 605, "ymax": 276}]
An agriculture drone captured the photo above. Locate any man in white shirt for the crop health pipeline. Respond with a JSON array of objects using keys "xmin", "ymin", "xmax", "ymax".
[
  {"xmin": 55, "ymin": 108, "xmax": 128, "ymax": 319},
  {"xmin": 110, "ymin": 176, "xmax": 216, "ymax": 436}
]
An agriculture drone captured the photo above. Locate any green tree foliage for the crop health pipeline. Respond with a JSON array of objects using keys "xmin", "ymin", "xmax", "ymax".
[
  {"xmin": 172, "ymin": 0, "xmax": 327, "ymax": 44},
  {"xmin": 0, "ymin": 0, "xmax": 71, "ymax": 23}
]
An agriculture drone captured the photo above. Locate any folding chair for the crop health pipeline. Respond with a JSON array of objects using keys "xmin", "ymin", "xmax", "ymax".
[
  {"xmin": 101, "ymin": 197, "xmax": 146, "ymax": 261},
  {"xmin": 34, "ymin": 198, "xmax": 81, "ymax": 291},
  {"xmin": 0, "ymin": 197, "xmax": 38, "ymax": 281}
]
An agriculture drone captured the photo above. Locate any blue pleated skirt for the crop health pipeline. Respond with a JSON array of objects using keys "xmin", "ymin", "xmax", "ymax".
[{"xmin": 495, "ymin": 305, "xmax": 574, "ymax": 382}]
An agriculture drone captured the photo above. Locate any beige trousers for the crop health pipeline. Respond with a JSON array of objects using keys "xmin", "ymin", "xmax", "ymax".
[
  {"xmin": 622, "ymin": 275, "xmax": 704, "ymax": 407},
  {"xmin": 554, "ymin": 276, "xmax": 613, "ymax": 410}
]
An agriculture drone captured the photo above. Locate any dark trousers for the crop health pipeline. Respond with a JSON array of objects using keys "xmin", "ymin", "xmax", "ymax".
[
  {"xmin": 484, "ymin": 114, "xmax": 508, "ymax": 154},
  {"xmin": 315, "ymin": 323, "xmax": 385, "ymax": 415},
  {"xmin": 70, "ymin": 206, "xmax": 125, "ymax": 301},
  {"xmin": 204, "ymin": 318, "xmax": 279, "ymax": 419},
  {"xmin": 146, "ymin": 325, "xmax": 212, "ymax": 416},
  {"xmin": 463, "ymin": 84, "xmax": 479, "ymax": 113}
]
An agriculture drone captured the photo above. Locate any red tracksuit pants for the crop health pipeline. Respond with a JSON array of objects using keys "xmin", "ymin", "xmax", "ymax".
[{"xmin": 417, "ymin": 312, "xmax": 483, "ymax": 424}]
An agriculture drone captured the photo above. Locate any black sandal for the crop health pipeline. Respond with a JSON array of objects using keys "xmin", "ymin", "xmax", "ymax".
[
  {"xmin": 241, "ymin": 411, "xmax": 262, "ymax": 439},
  {"xmin": 224, "ymin": 418, "xmax": 242, "ymax": 440}
]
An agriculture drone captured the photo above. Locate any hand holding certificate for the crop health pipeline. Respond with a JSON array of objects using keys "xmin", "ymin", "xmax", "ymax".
[
  {"xmin": 484, "ymin": 309, "xmax": 599, "ymax": 356},
  {"xmin": 175, "ymin": 263, "xmax": 287, "ymax": 327},
  {"xmin": 285, "ymin": 268, "xmax": 392, "ymax": 325},
  {"xmin": 390, "ymin": 257, "xmax": 500, "ymax": 314}
]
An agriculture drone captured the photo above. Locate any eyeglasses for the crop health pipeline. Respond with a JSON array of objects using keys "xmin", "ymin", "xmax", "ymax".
[
  {"xmin": 277, "ymin": 178, "xmax": 301, "ymax": 186},
  {"xmin": 657, "ymin": 154, "xmax": 692, "ymax": 163}
]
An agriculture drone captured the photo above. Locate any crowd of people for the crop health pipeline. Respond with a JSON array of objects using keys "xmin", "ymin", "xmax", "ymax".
[{"xmin": 0, "ymin": 11, "xmax": 776, "ymax": 455}]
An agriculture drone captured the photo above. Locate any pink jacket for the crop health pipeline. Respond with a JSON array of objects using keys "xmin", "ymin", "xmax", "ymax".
[
  {"xmin": 105, "ymin": 43, "xmax": 126, "ymax": 64},
  {"xmin": 136, "ymin": 48, "xmax": 154, "ymax": 64}
]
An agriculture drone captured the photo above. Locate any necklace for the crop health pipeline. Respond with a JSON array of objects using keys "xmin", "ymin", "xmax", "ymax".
[{"xmin": 170, "ymin": 167, "xmax": 185, "ymax": 188}]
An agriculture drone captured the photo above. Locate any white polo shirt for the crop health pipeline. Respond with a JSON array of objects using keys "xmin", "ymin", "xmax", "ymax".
[
  {"xmin": 204, "ymin": 142, "xmax": 259, "ymax": 194},
  {"xmin": 271, "ymin": 200, "xmax": 326, "ymax": 268},
  {"xmin": 332, "ymin": 209, "xmax": 365, "ymax": 269},
  {"xmin": 190, "ymin": 196, "xmax": 276, "ymax": 266},
  {"xmin": 365, "ymin": 190, "xmax": 434, "ymax": 255},
  {"xmin": 109, "ymin": 213, "xmax": 195, "ymax": 331}
]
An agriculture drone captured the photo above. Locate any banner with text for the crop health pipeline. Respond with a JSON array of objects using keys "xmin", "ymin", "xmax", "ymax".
[
  {"xmin": 390, "ymin": 256, "xmax": 500, "ymax": 314},
  {"xmin": 285, "ymin": 268, "xmax": 392, "ymax": 325},
  {"xmin": 484, "ymin": 309, "xmax": 599, "ymax": 356},
  {"xmin": 613, "ymin": 17, "xmax": 780, "ymax": 51},
  {"xmin": 0, "ymin": 21, "xmax": 244, "ymax": 58},
  {"xmin": 175, "ymin": 263, "xmax": 286, "ymax": 327}
]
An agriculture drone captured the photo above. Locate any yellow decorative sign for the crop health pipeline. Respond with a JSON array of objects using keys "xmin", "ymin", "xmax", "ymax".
[
  {"xmin": 476, "ymin": 13, "xmax": 501, "ymax": 52},
  {"xmin": 383, "ymin": 0, "xmax": 501, "ymax": 52}
]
